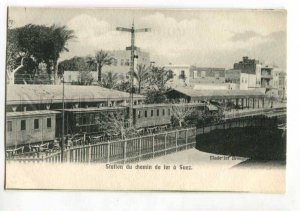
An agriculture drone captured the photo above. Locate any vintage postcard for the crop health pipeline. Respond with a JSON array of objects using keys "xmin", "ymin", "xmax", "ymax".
[{"xmin": 5, "ymin": 7, "xmax": 287, "ymax": 192}]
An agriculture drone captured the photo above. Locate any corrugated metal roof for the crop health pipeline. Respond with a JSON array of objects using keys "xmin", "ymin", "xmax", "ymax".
[
  {"xmin": 170, "ymin": 87, "xmax": 265, "ymax": 98},
  {"xmin": 6, "ymin": 85, "xmax": 145, "ymax": 105},
  {"xmin": 6, "ymin": 110, "xmax": 61, "ymax": 117}
]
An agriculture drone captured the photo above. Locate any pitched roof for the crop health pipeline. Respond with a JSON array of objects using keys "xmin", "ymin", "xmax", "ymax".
[
  {"xmin": 6, "ymin": 85, "xmax": 145, "ymax": 105},
  {"xmin": 169, "ymin": 87, "xmax": 265, "ymax": 99}
]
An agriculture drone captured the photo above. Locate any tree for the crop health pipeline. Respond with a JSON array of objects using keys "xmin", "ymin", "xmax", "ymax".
[
  {"xmin": 58, "ymin": 56, "xmax": 95, "ymax": 76},
  {"xmin": 148, "ymin": 66, "xmax": 173, "ymax": 91},
  {"xmin": 100, "ymin": 71, "xmax": 119, "ymax": 89},
  {"xmin": 144, "ymin": 89, "xmax": 168, "ymax": 104},
  {"xmin": 96, "ymin": 111, "xmax": 136, "ymax": 140},
  {"xmin": 86, "ymin": 50, "xmax": 114, "ymax": 83},
  {"xmin": 7, "ymin": 24, "xmax": 75, "ymax": 84},
  {"xmin": 171, "ymin": 103, "xmax": 195, "ymax": 127},
  {"xmin": 142, "ymin": 65, "xmax": 173, "ymax": 104},
  {"xmin": 76, "ymin": 70, "xmax": 95, "ymax": 85},
  {"xmin": 48, "ymin": 25, "xmax": 75, "ymax": 83},
  {"xmin": 131, "ymin": 64, "xmax": 150, "ymax": 94}
]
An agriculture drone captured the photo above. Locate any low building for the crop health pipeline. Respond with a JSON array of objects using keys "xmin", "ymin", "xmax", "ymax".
[
  {"xmin": 6, "ymin": 84, "xmax": 145, "ymax": 112},
  {"xmin": 166, "ymin": 87, "xmax": 266, "ymax": 108}
]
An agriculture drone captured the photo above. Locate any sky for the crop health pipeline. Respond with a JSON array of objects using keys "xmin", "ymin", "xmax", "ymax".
[{"xmin": 8, "ymin": 7, "xmax": 287, "ymax": 70}]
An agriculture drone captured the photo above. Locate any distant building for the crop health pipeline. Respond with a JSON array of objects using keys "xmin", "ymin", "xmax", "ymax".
[
  {"xmin": 64, "ymin": 71, "xmax": 98, "ymax": 84},
  {"xmin": 189, "ymin": 66, "xmax": 225, "ymax": 85},
  {"xmin": 102, "ymin": 48, "xmax": 150, "ymax": 77},
  {"xmin": 233, "ymin": 56, "xmax": 260, "ymax": 74},
  {"xmin": 225, "ymin": 69, "xmax": 241, "ymax": 84},
  {"xmin": 164, "ymin": 64, "xmax": 190, "ymax": 87},
  {"xmin": 278, "ymin": 71, "xmax": 287, "ymax": 100},
  {"xmin": 226, "ymin": 56, "xmax": 262, "ymax": 91}
]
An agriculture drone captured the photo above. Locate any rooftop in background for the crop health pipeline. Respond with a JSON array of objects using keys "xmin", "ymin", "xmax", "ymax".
[
  {"xmin": 168, "ymin": 87, "xmax": 265, "ymax": 99},
  {"xmin": 7, "ymin": 85, "xmax": 145, "ymax": 105},
  {"xmin": 6, "ymin": 110, "xmax": 61, "ymax": 117}
]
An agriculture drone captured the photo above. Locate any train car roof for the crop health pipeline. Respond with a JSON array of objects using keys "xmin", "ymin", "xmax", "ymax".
[
  {"xmin": 7, "ymin": 84, "xmax": 145, "ymax": 105},
  {"xmin": 6, "ymin": 110, "xmax": 61, "ymax": 117},
  {"xmin": 60, "ymin": 106, "xmax": 127, "ymax": 113}
]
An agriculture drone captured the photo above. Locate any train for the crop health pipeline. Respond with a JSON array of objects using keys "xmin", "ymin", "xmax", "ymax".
[{"xmin": 6, "ymin": 102, "xmax": 214, "ymax": 147}]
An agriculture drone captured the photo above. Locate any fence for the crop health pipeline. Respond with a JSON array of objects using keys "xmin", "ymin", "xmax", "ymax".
[
  {"xmin": 7, "ymin": 127, "xmax": 196, "ymax": 164},
  {"xmin": 196, "ymin": 115, "xmax": 280, "ymax": 135}
]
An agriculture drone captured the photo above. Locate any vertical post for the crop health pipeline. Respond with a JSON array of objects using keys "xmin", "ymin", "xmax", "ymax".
[
  {"xmin": 61, "ymin": 76, "xmax": 65, "ymax": 162},
  {"xmin": 66, "ymin": 149, "xmax": 70, "ymax": 163},
  {"xmin": 175, "ymin": 130, "xmax": 178, "ymax": 152},
  {"xmin": 258, "ymin": 98, "xmax": 260, "ymax": 108},
  {"xmin": 152, "ymin": 135, "xmax": 155, "ymax": 158},
  {"xmin": 123, "ymin": 140, "xmax": 127, "ymax": 163},
  {"xmin": 107, "ymin": 143, "xmax": 110, "ymax": 163},
  {"xmin": 242, "ymin": 98, "xmax": 244, "ymax": 109},
  {"xmin": 164, "ymin": 133, "xmax": 167, "ymax": 155},
  {"xmin": 139, "ymin": 138, "xmax": 142, "ymax": 161},
  {"xmin": 88, "ymin": 144, "xmax": 92, "ymax": 163},
  {"xmin": 129, "ymin": 24, "xmax": 135, "ymax": 127},
  {"xmin": 262, "ymin": 97, "xmax": 265, "ymax": 108},
  {"xmin": 253, "ymin": 98, "xmax": 255, "ymax": 108},
  {"xmin": 185, "ymin": 129, "xmax": 188, "ymax": 149}
]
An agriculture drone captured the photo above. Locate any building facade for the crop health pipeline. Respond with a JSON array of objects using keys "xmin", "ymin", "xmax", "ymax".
[
  {"xmin": 102, "ymin": 48, "xmax": 150, "ymax": 77},
  {"xmin": 164, "ymin": 64, "xmax": 190, "ymax": 87},
  {"xmin": 189, "ymin": 66, "xmax": 225, "ymax": 85}
]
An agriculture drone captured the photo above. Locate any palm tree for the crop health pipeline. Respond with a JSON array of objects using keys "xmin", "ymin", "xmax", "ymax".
[
  {"xmin": 101, "ymin": 71, "xmax": 119, "ymax": 89},
  {"xmin": 86, "ymin": 50, "xmax": 114, "ymax": 83},
  {"xmin": 50, "ymin": 25, "xmax": 75, "ymax": 83},
  {"xmin": 132, "ymin": 64, "xmax": 150, "ymax": 94}
]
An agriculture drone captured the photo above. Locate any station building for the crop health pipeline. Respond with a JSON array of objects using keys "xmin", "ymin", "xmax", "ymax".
[{"xmin": 166, "ymin": 87, "xmax": 267, "ymax": 109}]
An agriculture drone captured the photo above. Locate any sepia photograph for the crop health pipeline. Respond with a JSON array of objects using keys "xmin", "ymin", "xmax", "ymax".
[{"xmin": 4, "ymin": 7, "xmax": 287, "ymax": 192}]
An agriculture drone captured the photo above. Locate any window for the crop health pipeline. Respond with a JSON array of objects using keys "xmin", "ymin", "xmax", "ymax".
[
  {"xmin": 113, "ymin": 59, "xmax": 118, "ymax": 66},
  {"xmin": 168, "ymin": 109, "xmax": 171, "ymax": 115},
  {"xmin": 201, "ymin": 71, "xmax": 206, "ymax": 78},
  {"xmin": 151, "ymin": 110, "xmax": 154, "ymax": 117},
  {"xmin": 47, "ymin": 118, "xmax": 51, "ymax": 128},
  {"xmin": 7, "ymin": 121, "xmax": 12, "ymax": 132},
  {"xmin": 163, "ymin": 109, "xmax": 165, "ymax": 116},
  {"xmin": 179, "ymin": 70, "xmax": 186, "ymax": 79},
  {"xmin": 138, "ymin": 111, "xmax": 141, "ymax": 118},
  {"xmin": 34, "ymin": 119, "xmax": 39, "ymax": 129},
  {"xmin": 193, "ymin": 71, "xmax": 197, "ymax": 79},
  {"xmin": 157, "ymin": 109, "xmax": 160, "ymax": 116},
  {"xmin": 21, "ymin": 120, "xmax": 26, "ymax": 131},
  {"xmin": 144, "ymin": 110, "xmax": 148, "ymax": 117}
]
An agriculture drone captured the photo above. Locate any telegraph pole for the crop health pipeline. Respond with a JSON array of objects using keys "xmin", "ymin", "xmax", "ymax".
[{"xmin": 116, "ymin": 21, "xmax": 151, "ymax": 126}]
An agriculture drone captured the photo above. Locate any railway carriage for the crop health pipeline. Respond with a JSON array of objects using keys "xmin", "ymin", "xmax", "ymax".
[
  {"xmin": 6, "ymin": 110, "xmax": 60, "ymax": 147},
  {"xmin": 56, "ymin": 106, "xmax": 128, "ymax": 136}
]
